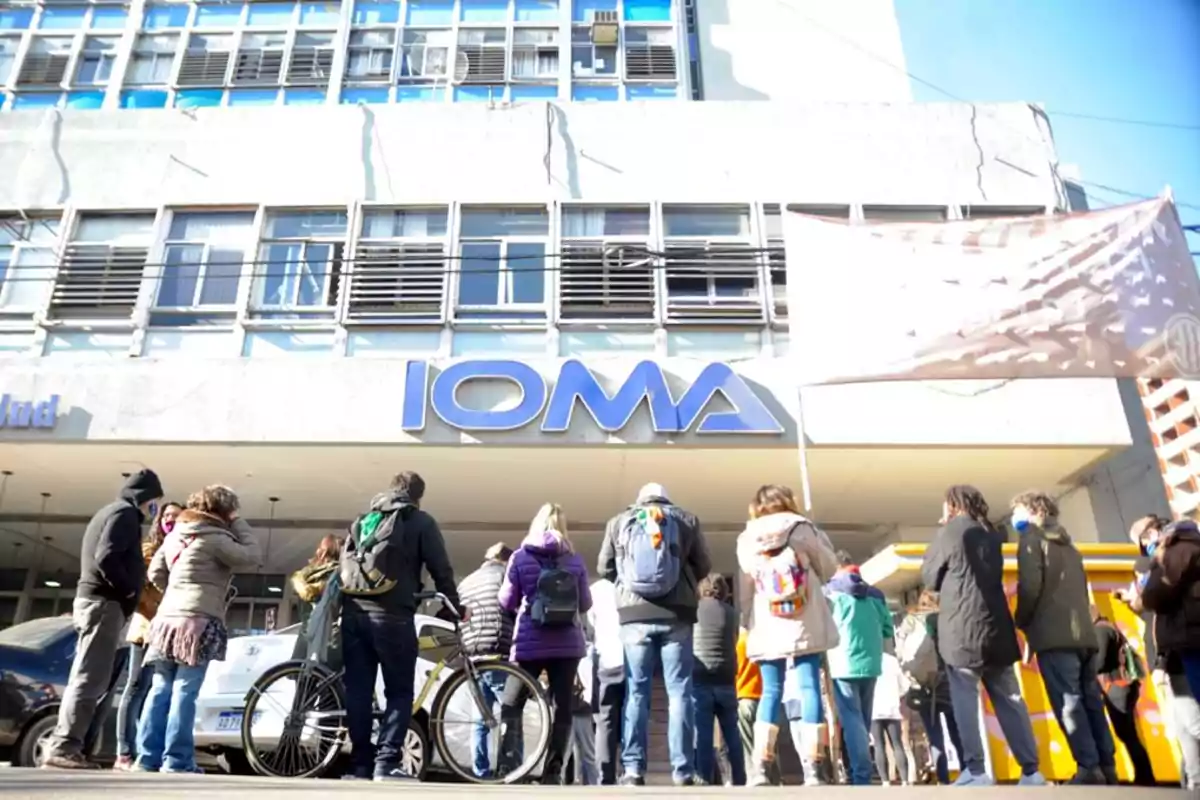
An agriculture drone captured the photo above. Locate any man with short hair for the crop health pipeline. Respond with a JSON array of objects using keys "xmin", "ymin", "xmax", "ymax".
[
  {"xmin": 458, "ymin": 542, "xmax": 515, "ymax": 778},
  {"xmin": 692, "ymin": 574, "xmax": 745, "ymax": 786},
  {"xmin": 1012, "ymin": 490, "xmax": 1115, "ymax": 785},
  {"xmin": 598, "ymin": 483, "xmax": 711, "ymax": 787},
  {"xmin": 340, "ymin": 471, "xmax": 461, "ymax": 782},
  {"xmin": 43, "ymin": 469, "xmax": 164, "ymax": 770}
]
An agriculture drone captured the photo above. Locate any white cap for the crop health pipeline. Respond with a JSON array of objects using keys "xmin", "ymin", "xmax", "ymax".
[{"xmin": 637, "ymin": 482, "xmax": 669, "ymax": 503}]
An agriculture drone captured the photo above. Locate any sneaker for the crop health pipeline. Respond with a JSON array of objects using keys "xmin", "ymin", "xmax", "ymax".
[
  {"xmin": 1018, "ymin": 771, "xmax": 1048, "ymax": 786},
  {"xmin": 619, "ymin": 774, "xmax": 646, "ymax": 787},
  {"xmin": 374, "ymin": 766, "xmax": 416, "ymax": 782},
  {"xmin": 673, "ymin": 776, "xmax": 702, "ymax": 787},
  {"xmin": 112, "ymin": 756, "xmax": 134, "ymax": 772},
  {"xmin": 41, "ymin": 752, "xmax": 99, "ymax": 770},
  {"xmin": 130, "ymin": 761, "xmax": 157, "ymax": 773},
  {"xmin": 162, "ymin": 766, "xmax": 204, "ymax": 775},
  {"xmin": 953, "ymin": 770, "xmax": 995, "ymax": 787}
]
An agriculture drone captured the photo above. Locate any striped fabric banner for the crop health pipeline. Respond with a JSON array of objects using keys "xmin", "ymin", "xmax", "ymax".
[{"xmin": 783, "ymin": 196, "xmax": 1200, "ymax": 385}]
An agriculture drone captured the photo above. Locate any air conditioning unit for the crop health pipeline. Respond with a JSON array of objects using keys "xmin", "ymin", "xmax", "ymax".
[{"xmin": 589, "ymin": 10, "xmax": 619, "ymax": 45}]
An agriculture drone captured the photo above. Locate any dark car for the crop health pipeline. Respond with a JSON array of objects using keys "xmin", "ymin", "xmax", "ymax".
[{"xmin": 0, "ymin": 616, "xmax": 126, "ymax": 767}]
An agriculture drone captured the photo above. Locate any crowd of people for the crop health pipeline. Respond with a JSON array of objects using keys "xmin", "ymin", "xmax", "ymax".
[{"xmin": 34, "ymin": 468, "xmax": 1200, "ymax": 789}]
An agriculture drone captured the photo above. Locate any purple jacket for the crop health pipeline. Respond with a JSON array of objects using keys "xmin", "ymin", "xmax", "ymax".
[{"xmin": 499, "ymin": 530, "xmax": 593, "ymax": 662}]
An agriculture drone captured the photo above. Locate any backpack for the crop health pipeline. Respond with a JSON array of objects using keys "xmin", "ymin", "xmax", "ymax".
[
  {"xmin": 751, "ymin": 536, "xmax": 808, "ymax": 619},
  {"xmin": 530, "ymin": 556, "xmax": 579, "ymax": 627},
  {"xmin": 897, "ymin": 614, "xmax": 939, "ymax": 688},
  {"xmin": 616, "ymin": 504, "xmax": 682, "ymax": 599},
  {"xmin": 339, "ymin": 508, "xmax": 402, "ymax": 596},
  {"xmin": 1098, "ymin": 620, "xmax": 1145, "ymax": 691}
]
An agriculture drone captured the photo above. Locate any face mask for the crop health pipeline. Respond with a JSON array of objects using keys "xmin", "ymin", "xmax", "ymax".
[
  {"xmin": 1144, "ymin": 540, "xmax": 1158, "ymax": 557},
  {"xmin": 1012, "ymin": 518, "xmax": 1030, "ymax": 533},
  {"xmin": 147, "ymin": 501, "xmax": 159, "ymax": 521}
]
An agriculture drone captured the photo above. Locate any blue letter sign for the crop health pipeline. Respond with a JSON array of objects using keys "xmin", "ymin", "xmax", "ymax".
[{"xmin": 401, "ymin": 360, "xmax": 782, "ymax": 435}]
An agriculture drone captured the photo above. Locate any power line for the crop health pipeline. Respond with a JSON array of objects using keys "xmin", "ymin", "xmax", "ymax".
[{"xmin": 1046, "ymin": 110, "xmax": 1200, "ymax": 132}]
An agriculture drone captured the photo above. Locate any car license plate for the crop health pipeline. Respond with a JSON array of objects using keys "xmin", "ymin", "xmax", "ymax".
[{"xmin": 217, "ymin": 711, "xmax": 243, "ymax": 731}]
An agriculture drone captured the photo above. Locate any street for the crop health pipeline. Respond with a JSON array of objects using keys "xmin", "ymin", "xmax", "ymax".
[{"xmin": 0, "ymin": 772, "xmax": 1192, "ymax": 799}]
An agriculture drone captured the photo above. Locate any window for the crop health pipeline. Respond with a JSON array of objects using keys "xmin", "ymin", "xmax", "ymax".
[
  {"xmin": 560, "ymin": 206, "xmax": 654, "ymax": 321},
  {"xmin": 456, "ymin": 206, "xmax": 548, "ymax": 320},
  {"xmin": 233, "ymin": 31, "xmax": 285, "ymax": 84},
  {"xmin": 624, "ymin": 27, "xmax": 675, "ymax": 80},
  {"xmin": 194, "ymin": 1, "xmax": 242, "ymax": 27},
  {"xmin": 143, "ymin": 4, "xmax": 189, "ymax": 30},
  {"xmin": 255, "ymin": 210, "xmax": 346, "ymax": 317},
  {"xmin": 352, "ymin": 0, "xmax": 399, "ymax": 25},
  {"xmin": 511, "ymin": 28, "xmax": 557, "ymax": 81},
  {"xmin": 346, "ymin": 29, "xmax": 394, "ymax": 81},
  {"xmin": 398, "ymin": 28, "xmax": 449, "ymax": 80},
  {"xmin": 154, "ymin": 212, "xmax": 253, "ymax": 321},
  {"xmin": 862, "ymin": 205, "xmax": 948, "ymax": 222},
  {"xmin": 177, "ymin": 33, "xmax": 233, "ymax": 86},
  {"xmin": 571, "ymin": 25, "xmax": 615, "ymax": 78},
  {"xmin": 0, "ymin": 216, "xmax": 59, "ymax": 311},
  {"xmin": 0, "ymin": 34, "xmax": 18, "ymax": 84},
  {"xmin": 0, "ymin": 6, "xmax": 34, "ymax": 30},
  {"xmin": 51, "ymin": 214, "xmax": 155, "ymax": 320},
  {"xmin": 287, "ymin": 31, "xmax": 334, "ymax": 84},
  {"xmin": 348, "ymin": 207, "xmax": 448, "ymax": 323},
  {"xmin": 17, "ymin": 37, "xmax": 72, "ymax": 85},
  {"xmin": 126, "ymin": 33, "xmax": 178, "ymax": 84},
  {"xmin": 515, "ymin": 0, "xmax": 558, "ymax": 22},
  {"xmin": 74, "ymin": 35, "xmax": 118, "ymax": 85},
  {"xmin": 662, "ymin": 204, "xmax": 763, "ymax": 323},
  {"xmin": 959, "ymin": 205, "xmax": 1046, "ymax": 219},
  {"xmin": 457, "ymin": 28, "xmax": 505, "ymax": 84}
]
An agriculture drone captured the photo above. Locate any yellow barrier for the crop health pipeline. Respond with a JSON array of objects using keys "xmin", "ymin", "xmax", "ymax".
[{"xmin": 861, "ymin": 543, "xmax": 1180, "ymax": 784}]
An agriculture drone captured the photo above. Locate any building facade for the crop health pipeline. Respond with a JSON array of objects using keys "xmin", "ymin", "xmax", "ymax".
[{"xmin": 0, "ymin": 0, "xmax": 1164, "ymax": 631}]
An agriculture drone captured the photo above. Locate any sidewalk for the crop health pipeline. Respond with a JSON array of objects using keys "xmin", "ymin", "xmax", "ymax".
[{"xmin": 0, "ymin": 771, "xmax": 1192, "ymax": 799}]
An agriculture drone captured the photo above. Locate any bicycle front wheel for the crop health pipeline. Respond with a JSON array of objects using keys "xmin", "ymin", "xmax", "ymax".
[
  {"xmin": 429, "ymin": 660, "xmax": 551, "ymax": 785},
  {"xmin": 241, "ymin": 660, "xmax": 347, "ymax": 779}
]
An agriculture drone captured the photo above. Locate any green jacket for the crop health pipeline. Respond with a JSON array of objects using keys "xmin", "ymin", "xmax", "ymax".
[{"xmin": 825, "ymin": 570, "xmax": 895, "ymax": 679}]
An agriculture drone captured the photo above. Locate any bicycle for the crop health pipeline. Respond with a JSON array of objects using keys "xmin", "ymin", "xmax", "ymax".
[{"xmin": 239, "ymin": 590, "xmax": 552, "ymax": 784}]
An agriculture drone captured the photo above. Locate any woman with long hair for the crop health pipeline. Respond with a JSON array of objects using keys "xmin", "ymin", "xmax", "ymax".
[
  {"xmin": 919, "ymin": 485, "xmax": 1043, "ymax": 786},
  {"xmin": 736, "ymin": 484, "xmax": 840, "ymax": 786},
  {"xmin": 135, "ymin": 486, "xmax": 260, "ymax": 773},
  {"xmin": 497, "ymin": 503, "xmax": 592, "ymax": 784},
  {"xmin": 289, "ymin": 533, "xmax": 342, "ymax": 662},
  {"xmin": 113, "ymin": 502, "xmax": 181, "ymax": 771}
]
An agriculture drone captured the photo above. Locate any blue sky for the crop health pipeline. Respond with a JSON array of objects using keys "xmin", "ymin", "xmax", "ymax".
[{"xmin": 895, "ymin": 0, "xmax": 1200, "ymax": 249}]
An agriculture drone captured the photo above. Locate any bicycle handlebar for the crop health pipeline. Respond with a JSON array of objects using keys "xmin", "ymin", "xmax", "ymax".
[{"xmin": 414, "ymin": 590, "xmax": 463, "ymax": 621}]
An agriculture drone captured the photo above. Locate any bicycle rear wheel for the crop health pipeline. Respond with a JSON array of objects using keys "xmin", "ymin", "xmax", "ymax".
[
  {"xmin": 428, "ymin": 660, "xmax": 551, "ymax": 785},
  {"xmin": 241, "ymin": 660, "xmax": 347, "ymax": 779}
]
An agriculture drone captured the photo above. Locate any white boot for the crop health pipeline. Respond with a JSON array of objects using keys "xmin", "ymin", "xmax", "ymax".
[
  {"xmin": 749, "ymin": 722, "xmax": 779, "ymax": 787},
  {"xmin": 791, "ymin": 721, "xmax": 828, "ymax": 786}
]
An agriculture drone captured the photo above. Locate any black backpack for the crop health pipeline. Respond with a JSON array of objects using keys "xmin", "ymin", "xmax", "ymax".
[
  {"xmin": 339, "ymin": 508, "xmax": 402, "ymax": 597},
  {"xmin": 529, "ymin": 557, "xmax": 578, "ymax": 627}
]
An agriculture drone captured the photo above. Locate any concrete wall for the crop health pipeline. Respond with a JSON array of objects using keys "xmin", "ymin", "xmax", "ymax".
[
  {"xmin": 0, "ymin": 101, "xmax": 1058, "ymax": 210},
  {"xmin": 696, "ymin": 0, "xmax": 911, "ymax": 102}
]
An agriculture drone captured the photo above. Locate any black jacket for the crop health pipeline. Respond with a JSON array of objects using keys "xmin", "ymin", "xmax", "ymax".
[
  {"xmin": 342, "ymin": 490, "xmax": 460, "ymax": 616},
  {"xmin": 1140, "ymin": 520, "xmax": 1200, "ymax": 657},
  {"xmin": 920, "ymin": 515, "xmax": 1021, "ymax": 670},
  {"xmin": 693, "ymin": 597, "xmax": 737, "ymax": 685},
  {"xmin": 1092, "ymin": 618, "xmax": 1136, "ymax": 712},
  {"xmin": 77, "ymin": 470, "xmax": 164, "ymax": 617},
  {"xmin": 457, "ymin": 559, "xmax": 514, "ymax": 657},
  {"xmin": 597, "ymin": 498, "xmax": 712, "ymax": 625},
  {"xmin": 1014, "ymin": 523, "xmax": 1097, "ymax": 653}
]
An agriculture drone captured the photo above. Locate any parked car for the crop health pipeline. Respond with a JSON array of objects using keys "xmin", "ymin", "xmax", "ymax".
[{"xmin": 0, "ymin": 616, "xmax": 125, "ymax": 767}]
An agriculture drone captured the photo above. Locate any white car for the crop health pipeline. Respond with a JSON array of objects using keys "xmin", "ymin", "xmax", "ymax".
[{"xmin": 193, "ymin": 615, "xmax": 552, "ymax": 781}]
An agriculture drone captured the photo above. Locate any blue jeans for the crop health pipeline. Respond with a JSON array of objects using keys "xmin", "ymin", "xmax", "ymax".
[
  {"xmin": 620, "ymin": 621, "xmax": 694, "ymax": 781},
  {"xmin": 135, "ymin": 659, "xmax": 209, "ymax": 772},
  {"xmin": 694, "ymin": 683, "xmax": 746, "ymax": 785},
  {"xmin": 831, "ymin": 677, "xmax": 876, "ymax": 785},
  {"xmin": 116, "ymin": 644, "xmax": 153, "ymax": 758},
  {"xmin": 1037, "ymin": 649, "xmax": 1115, "ymax": 773},
  {"xmin": 342, "ymin": 608, "xmax": 418, "ymax": 777},
  {"xmin": 1182, "ymin": 653, "xmax": 1200, "ymax": 710},
  {"xmin": 471, "ymin": 669, "xmax": 508, "ymax": 777},
  {"xmin": 946, "ymin": 664, "xmax": 1040, "ymax": 778},
  {"xmin": 756, "ymin": 654, "xmax": 824, "ymax": 724}
]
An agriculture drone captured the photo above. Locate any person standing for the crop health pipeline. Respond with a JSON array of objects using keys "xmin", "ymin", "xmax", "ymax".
[
  {"xmin": 498, "ymin": 503, "xmax": 592, "ymax": 785},
  {"xmin": 587, "ymin": 575, "xmax": 624, "ymax": 785},
  {"xmin": 570, "ymin": 628, "xmax": 600, "ymax": 786},
  {"xmin": 1138, "ymin": 517, "xmax": 1200, "ymax": 705},
  {"xmin": 736, "ymin": 484, "xmax": 840, "ymax": 787},
  {"xmin": 456, "ymin": 542, "xmax": 515, "ymax": 778},
  {"xmin": 1011, "ymin": 490, "xmax": 1115, "ymax": 785},
  {"xmin": 289, "ymin": 534, "xmax": 342, "ymax": 663},
  {"xmin": 871, "ymin": 651, "xmax": 911, "ymax": 785},
  {"xmin": 135, "ymin": 485, "xmax": 259, "ymax": 774},
  {"xmin": 897, "ymin": 590, "xmax": 962, "ymax": 785},
  {"xmin": 339, "ymin": 471, "xmax": 461, "ymax": 782},
  {"xmin": 42, "ymin": 469, "xmax": 165, "ymax": 770},
  {"xmin": 1091, "ymin": 608, "xmax": 1155, "ymax": 786},
  {"xmin": 824, "ymin": 552, "xmax": 895, "ymax": 785},
  {"xmin": 598, "ymin": 483, "xmax": 711, "ymax": 787},
  {"xmin": 692, "ymin": 575, "xmax": 746, "ymax": 786},
  {"xmin": 920, "ymin": 485, "xmax": 1045, "ymax": 787},
  {"xmin": 734, "ymin": 629, "xmax": 780, "ymax": 785},
  {"xmin": 113, "ymin": 501, "xmax": 180, "ymax": 771}
]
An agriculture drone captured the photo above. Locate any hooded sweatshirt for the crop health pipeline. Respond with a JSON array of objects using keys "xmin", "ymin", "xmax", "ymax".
[
  {"xmin": 825, "ymin": 568, "xmax": 894, "ymax": 679},
  {"xmin": 736, "ymin": 511, "xmax": 840, "ymax": 663},
  {"xmin": 1140, "ymin": 519, "xmax": 1200, "ymax": 656},
  {"xmin": 78, "ymin": 469, "xmax": 164, "ymax": 617},
  {"xmin": 1014, "ymin": 520, "xmax": 1098, "ymax": 653},
  {"xmin": 500, "ymin": 529, "xmax": 593, "ymax": 662}
]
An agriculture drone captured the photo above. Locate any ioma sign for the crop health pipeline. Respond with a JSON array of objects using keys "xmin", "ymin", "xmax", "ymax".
[
  {"xmin": 0, "ymin": 394, "xmax": 60, "ymax": 430},
  {"xmin": 401, "ymin": 360, "xmax": 783, "ymax": 435}
]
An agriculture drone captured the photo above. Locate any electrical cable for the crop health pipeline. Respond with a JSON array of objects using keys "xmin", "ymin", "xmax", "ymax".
[{"xmin": 1045, "ymin": 110, "xmax": 1200, "ymax": 132}]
